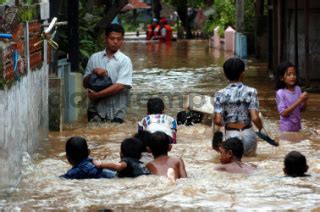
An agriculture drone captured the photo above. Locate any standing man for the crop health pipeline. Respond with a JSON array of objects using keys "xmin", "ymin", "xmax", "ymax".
[{"xmin": 83, "ymin": 24, "xmax": 133, "ymax": 123}]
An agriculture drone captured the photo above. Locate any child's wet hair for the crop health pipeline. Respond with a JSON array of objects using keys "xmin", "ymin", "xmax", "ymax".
[
  {"xmin": 121, "ymin": 138, "xmax": 143, "ymax": 159},
  {"xmin": 275, "ymin": 61, "xmax": 296, "ymax": 90},
  {"xmin": 284, "ymin": 151, "xmax": 308, "ymax": 177},
  {"xmin": 133, "ymin": 131, "xmax": 152, "ymax": 152},
  {"xmin": 221, "ymin": 137, "xmax": 244, "ymax": 160},
  {"xmin": 66, "ymin": 137, "xmax": 90, "ymax": 165},
  {"xmin": 149, "ymin": 131, "xmax": 170, "ymax": 157},
  {"xmin": 212, "ymin": 131, "xmax": 223, "ymax": 150},
  {"xmin": 147, "ymin": 97, "xmax": 165, "ymax": 114},
  {"xmin": 223, "ymin": 58, "xmax": 245, "ymax": 81}
]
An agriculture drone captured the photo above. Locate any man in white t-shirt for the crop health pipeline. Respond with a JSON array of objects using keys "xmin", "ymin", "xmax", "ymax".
[{"xmin": 83, "ymin": 24, "xmax": 133, "ymax": 123}]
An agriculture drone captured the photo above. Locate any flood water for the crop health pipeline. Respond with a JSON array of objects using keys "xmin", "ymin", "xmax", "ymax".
[{"xmin": 1, "ymin": 40, "xmax": 320, "ymax": 210}]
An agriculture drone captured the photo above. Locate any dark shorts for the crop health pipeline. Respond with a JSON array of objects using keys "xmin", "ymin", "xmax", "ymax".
[{"xmin": 87, "ymin": 110, "xmax": 124, "ymax": 123}]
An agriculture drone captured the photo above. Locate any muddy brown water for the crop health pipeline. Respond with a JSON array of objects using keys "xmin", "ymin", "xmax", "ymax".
[{"xmin": 1, "ymin": 40, "xmax": 320, "ymax": 210}]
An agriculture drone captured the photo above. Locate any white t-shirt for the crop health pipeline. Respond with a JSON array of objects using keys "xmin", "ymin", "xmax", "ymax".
[{"xmin": 138, "ymin": 114, "xmax": 177, "ymax": 138}]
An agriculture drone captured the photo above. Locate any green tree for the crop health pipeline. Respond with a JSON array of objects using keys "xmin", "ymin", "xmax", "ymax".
[
  {"xmin": 78, "ymin": 1, "xmax": 106, "ymax": 71},
  {"xmin": 202, "ymin": 0, "xmax": 235, "ymax": 37},
  {"xmin": 202, "ymin": 0, "xmax": 254, "ymax": 38},
  {"xmin": 58, "ymin": 0, "xmax": 106, "ymax": 72}
]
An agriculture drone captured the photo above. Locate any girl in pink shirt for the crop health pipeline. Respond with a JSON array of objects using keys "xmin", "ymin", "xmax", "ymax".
[{"xmin": 275, "ymin": 62, "xmax": 308, "ymax": 132}]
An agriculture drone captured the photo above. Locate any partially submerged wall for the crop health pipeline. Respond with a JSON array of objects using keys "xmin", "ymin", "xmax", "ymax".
[
  {"xmin": 0, "ymin": 64, "xmax": 48, "ymax": 188},
  {"xmin": 0, "ymin": 13, "xmax": 50, "ymax": 189}
]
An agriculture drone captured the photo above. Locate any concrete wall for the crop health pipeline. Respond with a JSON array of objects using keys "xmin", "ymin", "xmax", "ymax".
[
  {"xmin": 0, "ymin": 0, "xmax": 50, "ymax": 189},
  {"xmin": 48, "ymin": 60, "xmax": 87, "ymax": 131},
  {"xmin": 58, "ymin": 59, "xmax": 86, "ymax": 124},
  {"xmin": 49, "ymin": 77, "xmax": 63, "ymax": 131},
  {"xmin": 0, "ymin": 63, "xmax": 48, "ymax": 189}
]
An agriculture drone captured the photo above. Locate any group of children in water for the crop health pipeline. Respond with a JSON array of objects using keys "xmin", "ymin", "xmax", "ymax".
[{"xmin": 61, "ymin": 57, "xmax": 310, "ymax": 181}]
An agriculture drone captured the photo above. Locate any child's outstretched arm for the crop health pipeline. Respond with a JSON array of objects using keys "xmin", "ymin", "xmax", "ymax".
[
  {"xmin": 94, "ymin": 160, "xmax": 127, "ymax": 171},
  {"xmin": 277, "ymin": 92, "xmax": 308, "ymax": 117},
  {"xmin": 249, "ymin": 109, "xmax": 263, "ymax": 131}
]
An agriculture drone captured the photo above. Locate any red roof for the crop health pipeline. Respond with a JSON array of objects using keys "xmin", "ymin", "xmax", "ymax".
[{"xmin": 125, "ymin": 0, "xmax": 151, "ymax": 9}]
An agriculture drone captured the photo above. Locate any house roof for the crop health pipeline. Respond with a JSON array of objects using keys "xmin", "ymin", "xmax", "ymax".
[{"xmin": 121, "ymin": 0, "xmax": 151, "ymax": 11}]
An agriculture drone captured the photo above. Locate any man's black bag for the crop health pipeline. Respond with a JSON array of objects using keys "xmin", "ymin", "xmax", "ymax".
[
  {"xmin": 88, "ymin": 73, "xmax": 113, "ymax": 92},
  {"xmin": 176, "ymin": 110, "xmax": 203, "ymax": 126}
]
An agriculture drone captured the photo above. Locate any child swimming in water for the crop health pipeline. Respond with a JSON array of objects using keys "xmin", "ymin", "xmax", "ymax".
[
  {"xmin": 61, "ymin": 136, "xmax": 116, "ymax": 179},
  {"xmin": 146, "ymin": 131, "xmax": 187, "ymax": 182},
  {"xmin": 215, "ymin": 137, "xmax": 256, "ymax": 175},
  {"xmin": 94, "ymin": 137, "xmax": 150, "ymax": 178},
  {"xmin": 283, "ymin": 151, "xmax": 309, "ymax": 177},
  {"xmin": 138, "ymin": 97, "xmax": 177, "ymax": 143}
]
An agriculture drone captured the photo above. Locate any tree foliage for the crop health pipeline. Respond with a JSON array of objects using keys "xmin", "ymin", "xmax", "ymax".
[
  {"xmin": 58, "ymin": 0, "xmax": 105, "ymax": 72},
  {"xmin": 203, "ymin": 0, "xmax": 254, "ymax": 37},
  {"xmin": 202, "ymin": 0, "xmax": 235, "ymax": 37},
  {"xmin": 78, "ymin": 1, "xmax": 106, "ymax": 71},
  {"xmin": 164, "ymin": 0, "xmax": 204, "ymax": 7},
  {"xmin": 244, "ymin": 0, "xmax": 255, "ymax": 33}
]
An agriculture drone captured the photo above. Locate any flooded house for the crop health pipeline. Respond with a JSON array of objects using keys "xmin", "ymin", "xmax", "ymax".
[{"xmin": 269, "ymin": 0, "xmax": 320, "ymax": 88}]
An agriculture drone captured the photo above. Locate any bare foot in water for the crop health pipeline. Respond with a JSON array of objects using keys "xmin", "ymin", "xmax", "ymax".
[{"xmin": 166, "ymin": 168, "xmax": 176, "ymax": 184}]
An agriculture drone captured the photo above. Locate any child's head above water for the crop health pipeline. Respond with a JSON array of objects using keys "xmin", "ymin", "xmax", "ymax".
[
  {"xmin": 284, "ymin": 151, "xmax": 309, "ymax": 177},
  {"xmin": 120, "ymin": 138, "xmax": 143, "ymax": 159},
  {"xmin": 133, "ymin": 131, "xmax": 152, "ymax": 152},
  {"xmin": 276, "ymin": 61, "xmax": 297, "ymax": 90},
  {"xmin": 223, "ymin": 58, "xmax": 245, "ymax": 81},
  {"xmin": 219, "ymin": 137, "xmax": 244, "ymax": 164},
  {"xmin": 66, "ymin": 137, "xmax": 90, "ymax": 166},
  {"xmin": 147, "ymin": 97, "xmax": 164, "ymax": 114},
  {"xmin": 149, "ymin": 131, "xmax": 171, "ymax": 157}
]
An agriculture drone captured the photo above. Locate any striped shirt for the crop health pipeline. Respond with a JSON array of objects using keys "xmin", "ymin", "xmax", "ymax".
[
  {"xmin": 138, "ymin": 114, "xmax": 177, "ymax": 143},
  {"xmin": 85, "ymin": 49, "xmax": 133, "ymax": 120}
]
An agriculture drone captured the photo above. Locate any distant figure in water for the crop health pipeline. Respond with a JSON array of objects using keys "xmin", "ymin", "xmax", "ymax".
[
  {"xmin": 94, "ymin": 138, "xmax": 150, "ymax": 178},
  {"xmin": 283, "ymin": 151, "xmax": 309, "ymax": 177},
  {"xmin": 146, "ymin": 131, "xmax": 187, "ymax": 183},
  {"xmin": 61, "ymin": 136, "xmax": 116, "ymax": 179},
  {"xmin": 215, "ymin": 137, "xmax": 256, "ymax": 175}
]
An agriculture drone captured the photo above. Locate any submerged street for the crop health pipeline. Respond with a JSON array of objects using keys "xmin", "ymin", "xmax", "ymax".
[{"xmin": 1, "ymin": 40, "xmax": 320, "ymax": 210}]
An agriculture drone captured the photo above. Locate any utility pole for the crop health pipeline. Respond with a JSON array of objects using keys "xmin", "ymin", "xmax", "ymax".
[
  {"xmin": 236, "ymin": 0, "xmax": 244, "ymax": 32},
  {"xmin": 67, "ymin": 0, "xmax": 79, "ymax": 72}
]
